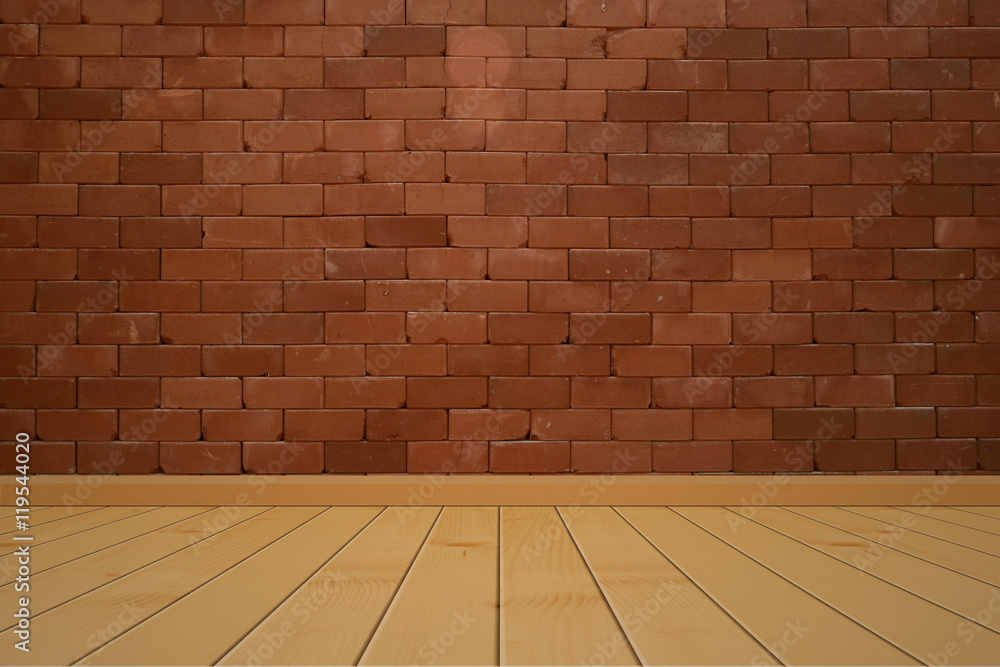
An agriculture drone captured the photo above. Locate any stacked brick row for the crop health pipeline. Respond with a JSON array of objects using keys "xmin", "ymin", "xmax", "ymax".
[{"xmin": 0, "ymin": 0, "xmax": 998, "ymax": 474}]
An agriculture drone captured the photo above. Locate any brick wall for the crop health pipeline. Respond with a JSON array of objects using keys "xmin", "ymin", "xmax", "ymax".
[{"xmin": 0, "ymin": 0, "xmax": 998, "ymax": 476}]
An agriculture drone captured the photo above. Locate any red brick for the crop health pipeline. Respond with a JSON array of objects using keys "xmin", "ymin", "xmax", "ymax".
[
  {"xmin": 245, "ymin": 121, "xmax": 324, "ymax": 152},
  {"xmin": 489, "ymin": 377, "xmax": 569, "ymax": 408},
  {"xmin": 447, "ymin": 280, "xmax": 527, "ymax": 311},
  {"xmin": 694, "ymin": 409, "xmax": 771, "ymax": 440},
  {"xmin": 488, "ymin": 313, "xmax": 567, "ymax": 344},
  {"xmin": 570, "ymin": 441, "xmax": 650, "ymax": 473},
  {"xmin": 609, "ymin": 218, "xmax": 687, "ymax": 250},
  {"xmin": 770, "ymin": 91, "xmax": 849, "ymax": 122},
  {"xmin": 814, "ymin": 375, "xmax": 893, "ymax": 407},
  {"xmin": 0, "ymin": 90, "xmax": 37, "ymax": 120},
  {"xmin": 366, "ymin": 344, "xmax": 446, "ymax": 376},
  {"xmin": 39, "ymin": 89, "xmax": 119, "ymax": 121},
  {"xmin": 325, "ymin": 377, "xmax": 405, "ymax": 408},
  {"xmin": 690, "ymin": 92, "xmax": 768, "ymax": 122},
  {"xmin": 161, "ymin": 378, "xmax": 241, "ymax": 409},
  {"xmin": 652, "ymin": 249, "xmax": 731, "ymax": 280},
  {"xmin": 937, "ymin": 343, "xmax": 1000, "ymax": 373},
  {"xmin": 774, "ymin": 345, "xmax": 854, "ymax": 375},
  {"xmin": 326, "ymin": 0, "xmax": 404, "ymax": 24},
  {"xmin": 611, "ymin": 281, "xmax": 690, "ymax": 313},
  {"xmin": 203, "ymin": 217, "xmax": 282, "ymax": 248},
  {"xmin": 119, "ymin": 409, "xmax": 200, "ymax": 442},
  {"xmin": 568, "ymin": 121, "xmax": 647, "ymax": 153},
  {"xmin": 163, "ymin": 0, "xmax": 244, "ymax": 24},
  {"xmin": 367, "ymin": 409, "xmax": 447, "ymax": 441},
  {"xmin": 814, "ymin": 249, "xmax": 892, "ymax": 279},
  {"xmin": 164, "ymin": 122, "xmax": 243, "ymax": 152},
  {"xmin": 0, "ymin": 378, "xmax": 75, "ymax": 409},
  {"xmin": 896, "ymin": 312, "xmax": 974, "ymax": 343},
  {"xmin": 529, "ymin": 344, "xmax": 610, "ymax": 376},
  {"xmin": 408, "ymin": 377, "xmax": 487, "ymax": 408},
  {"xmin": 814, "ymin": 440, "xmax": 895, "ymax": 472},
  {"xmin": 201, "ymin": 345, "xmax": 283, "ymax": 377},
  {"xmin": 284, "ymin": 345, "xmax": 365, "ymax": 376},
  {"xmin": 245, "ymin": 0, "xmax": 325, "ymax": 24},
  {"xmin": 491, "ymin": 440, "xmax": 570, "ymax": 473},
  {"xmin": 283, "ymin": 27, "xmax": 364, "ymax": 56},
  {"xmin": 688, "ymin": 29, "xmax": 767, "ymax": 59},
  {"xmin": 487, "ymin": 184, "xmax": 567, "ymax": 216},
  {"xmin": 449, "ymin": 152, "xmax": 524, "ymax": 183},
  {"xmin": 409, "ymin": 56, "xmax": 486, "ymax": 88},
  {"xmin": 0, "ymin": 120, "xmax": 79, "ymax": 151},
  {"xmin": 897, "ymin": 438, "xmax": 977, "ymax": 470},
  {"xmin": 365, "ymin": 280, "xmax": 446, "ymax": 312},
  {"xmin": 693, "ymin": 345, "xmax": 772, "ymax": 377},
  {"xmin": 121, "ymin": 282, "xmax": 196, "ymax": 313},
  {"xmin": 122, "ymin": 26, "xmax": 202, "ymax": 57},
  {"xmin": 286, "ymin": 217, "xmax": 365, "ymax": 247},
  {"xmin": 649, "ymin": 187, "xmax": 729, "ymax": 217},
  {"xmin": 448, "ymin": 215, "xmax": 527, "ymax": 247},
  {"xmin": 160, "ymin": 443, "xmax": 241, "ymax": 474},
  {"xmin": 730, "ymin": 122, "xmax": 810, "ymax": 153},
  {"xmin": 734, "ymin": 377, "xmax": 813, "ymax": 407},
  {"xmin": 692, "ymin": 282, "xmax": 771, "ymax": 312},
  {"xmin": 734, "ymin": 440, "xmax": 813, "ymax": 472},
  {"xmin": 856, "ymin": 343, "xmax": 935, "ymax": 374},
  {"xmin": 652, "ymin": 313, "xmax": 731, "ymax": 344},
  {"xmin": 407, "ymin": 440, "xmax": 487, "ymax": 474},
  {"xmin": 35, "ymin": 217, "xmax": 114, "ymax": 248},
  {"xmin": 897, "ymin": 375, "xmax": 976, "ymax": 406},
  {"xmin": 77, "ymin": 313, "xmax": 158, "ymax": 346},
  {"xmin": 856, "ymin": 407, "xmax": 936, "ymax": 438},
  {"xmin": 325, "ymin": 441, "xmax": 405, "ymax": 473},
  {"xmin": 1, "ymin": 56, "xmax": 80, "ymax": 88},
  {"xmin": 120, "ymin": 154, "xmax": 200, "ymax": 185},
  {"xmin": 728, "ymin": 0, "xmax": 806, "ymax": 27},
  {"xmin": 528, "ymin": 281, "xmax": 608, "ymax": 312},
  {"xmin": 569, "ymin": 313, "xmax": 650, "ymax": 344},
  {"xmin": 408, "ymin": 248, "xmax": 487, "ymax": 279},
  {"xmin": 612, "ymin": 346, "xmax": 691, "ymax": 377},
  {"xmin": 36, "ymin": 281, "xmax": 116, "ymax": 312},
  {"xmin": 648, "ymin": 122, "xmax": 727, "ymax": 154},
  {"xmin": 807, "ymin": 0, "xmax": 887, "ymax": 26},
  {"xmin": 324, "ymin": 184, "xmax": 404, "ymax": 215},
  {"xmin": 37, "ymin": 409, "xmax": 116, "ymax": 441},
  {"xmin": 773, "ymin": 407, "xmax": 854, "ymax": 439},
  {"xmin": 78, "ymin": 442, "xmax": 157, "ymax": 473},
  {"xmin": 815, "ymin": 312, "xmax": 895, "ymax": 343},
  {"xmin": 82, "ymin": 0, "xmax": 161, "ymax": 24},
  {"xmin": 653, "ymin": 441, "xmax": 732, "ymax": 473},
  {"xmin": 202, "ymin": 410, "xmax": 283, "ymax": 442},
  {"xmin": 531, "ymin": 409, "xmax": 611, "ymax": 440},
  {"xmin": 201, "ymin": 281, "xmax": 282, "ymax": 313},
  {"xmin": 285, "ymin": 410, "xmax": 365, "ymax": 441},
  {"xmin": 611, "ymin": 408, "xmax": 690, "ymax": 439},
  {"xmin": 573, "ymin": 377, "xmax": 651, "ymax": 409},
  {"xmin": 326, "ymin": 248, "xmax": 406, "ymax": 279},
  {"xmin": 449, "ymin": 344, "xmax": 529, "ymax": 375},
  {"xmin": 772, "ymin": 217, "xmax": 852, "ymax": 247},
  {"xmin": 366, "ymin": 151, "xmax": 444, "ymax": 183},
  {"xmin": 648, "ymin": 60, "xmax": 727, "ymax": 90},
  {"xmin": 203, "ymin": 91, "xmax": 282, "ymax": 121},
  {"xmin": 243, "ymin": 442, "xmax": 324, "ymax": 474}
]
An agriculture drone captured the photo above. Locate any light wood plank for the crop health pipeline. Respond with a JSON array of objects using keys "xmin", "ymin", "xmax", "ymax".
[
  {"xmin": 905, "ymin": 506, "xmax": 1000, "ymax": 535},
  {"xmin": 218, "ymin": 506, "xmax": 440, "ymax": 666},
  {"xmin": 6, "ymin": 474, "xmax": 1000, "ymax": 506},
  {"xmin": 79, "ymin": 506, "xmax": 383, "ymax": 666},
  {"xmin": 0, "ymin": 507, "xmax": 207, "ymax": 584},
  {"xmin": 748, "ymin": 507, "xmax": 1000, "ymax": 632},
  {"xmin": 850, "ymin": 506, "xmax": 1000, "ymax": 555},
  {"xmin": 0, "ymin": 505, "xmax": 100, "ymax": 534},
  {"xmin": 957, "ymin": 507, "xmax": 1000, "ymax": 520},
  {"xmin": 561, "ymin": 506, "xmax": 777, "ymax": 666},
  {"xmin": 685, "ymin": 506, "xmax": 1000, "ymax": 665},
  {"xmin": 621, "ymin": 507, "xmax": 917, "ymax": 666},
  {"xmin": 359, "ymin": 507, "xmax": 499, "ymax": 666},
  {"xmin": 791, "ymin": 507, "xmax": 1000, "ymax": 587},
  {"xmin": 0, "ymin": 507, "xmax": 154, "ymax": 563},
  {"xmin": 0, "ymin": 506, "xmax": 267, "ymax": 630},
  {"xmin": 0, "ymin": 507, "xmax": 319, "ymax": 666},
  {"xmin": 501, "ymin": 506, "xmax": 638, "ymax": 666}
]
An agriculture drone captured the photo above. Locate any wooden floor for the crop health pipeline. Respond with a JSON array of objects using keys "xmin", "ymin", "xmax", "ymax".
[{"xmin": 2, "ymin": 506, "xmax": 1000, "ymax": 666}]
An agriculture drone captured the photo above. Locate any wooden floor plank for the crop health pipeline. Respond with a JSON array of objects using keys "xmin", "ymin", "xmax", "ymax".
[
  {"xmin": 850, "ymin": 507, "xmax": 1000, "ymax": 555},
  {"xmin": 0, "ymin": 507, "xmax": 207, "ymax": 585},
  {"xmin": 359, "ymin": 507, "xmax": 499, "ymax": 666},
  {"xmin": 958, "ymin": 507, "xmax": 1000, "ymax": 520},
  {"xmin": 906, "ymin": 506, "xmax": 1000, "ymax": 535},
  {"xmin": 623, "ymin": 507, "xmax": 917, "ymax": 666},
  {"xmin": 748, "ymin": 508, "xmax": 1000, "ymax": 633},
  {"xmin": 0, "ymin": 506, "xmax": 267, "ymax": 631},
  {"xmin": 791, "ymin": 507, "xmax": 1000, "ymax": 587},
  {"xmin": 218, "ymin": 506, "xmax": 439, "ymax": 666},
  {"xmin": 687, "ymin": 507, "xmax": 1000, "ymax": 665},
  {"xmin": 0, "ymin": 507, "xmax": 146, "ymax": 554},
  {"xmin": 0, "ymin": 505, "xmax": 98, "ymax": 533},
  {"xmin": 0, "ymin": 507, "xmax": 319, "ymax": 666},
  {"xmin": 561, "ymin": 506, "xmax": 777, "ymax": 666},
  {"xmin": 501, "ymin": 507, "xmax": 638, "ymax": 666},
  {"xmin": 79, "ymin": 507, "xmax": 383, "ymax": 666},
  {"xmin": 0, "ymin": 507, "xmax": 155, "ymax": 571}
]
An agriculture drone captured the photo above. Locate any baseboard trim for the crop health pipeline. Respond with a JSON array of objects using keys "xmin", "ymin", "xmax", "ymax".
[{"xmin": 2, "ymin": 474, "xmax": 998, "ymax": 506}]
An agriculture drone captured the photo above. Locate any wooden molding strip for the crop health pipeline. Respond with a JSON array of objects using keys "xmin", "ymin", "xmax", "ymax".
[{"xmin": 2, "ymin": 474, "xmax": 998, "ymax": 506}]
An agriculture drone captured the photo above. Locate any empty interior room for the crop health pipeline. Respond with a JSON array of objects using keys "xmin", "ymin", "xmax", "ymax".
[{"xmin": 1, "ymin": 0, "xmax": 999, "ymax": 665}]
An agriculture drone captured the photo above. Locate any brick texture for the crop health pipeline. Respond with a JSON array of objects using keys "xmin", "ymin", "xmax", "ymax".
[{"xmin": 0, "ymin": 2, "xmax": 998, "ymax": 476}]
